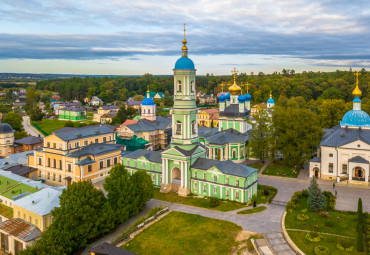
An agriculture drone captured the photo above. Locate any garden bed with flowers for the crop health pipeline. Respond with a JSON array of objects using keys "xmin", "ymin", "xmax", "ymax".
[{"xmin": 285, "ymin": 188, "xmax": 366, "ymax": 255}]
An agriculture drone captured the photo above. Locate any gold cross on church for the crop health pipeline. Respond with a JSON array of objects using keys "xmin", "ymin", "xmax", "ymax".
[
  {"xmin": 231, "ymin": 68, "xmax": 238, "ymax": 78},
  {"xmin": 354, "ymin": 71, "xmax": 360, "ymax": 85}
]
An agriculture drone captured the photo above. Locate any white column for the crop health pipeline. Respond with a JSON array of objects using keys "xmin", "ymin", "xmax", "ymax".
[
  {"xmin": 166, "ymin": 159, "xmax": 169, "ymax": 183},
  {"xmin": 185, "ymin": 161, "xmax": 188, "ymax": 188},
  {"xmin": 241, "ymin": 189, "xmax": 244, "ymax": 203},
  {"xmin": 208, "ymin": 183, "xmax": 211, "ymax": 196},
  {"xmin": 349, "ymin": 164, "xmax": 352, "ymax": 181},
  {"xmin": 181, "ymin": 161, "xmax": 184, "ymax": 187},
  {"xmin": 220, "ymin": 186, "xmax": 222, "ymax": 199},
  {"xmin": 231, "ymin": 189, "xmax": 233, "ymax": 200}
]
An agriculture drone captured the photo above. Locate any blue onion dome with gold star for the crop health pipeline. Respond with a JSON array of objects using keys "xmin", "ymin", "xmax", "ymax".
[
  {"xmin": 174, "ymin": 24, "xmax": 195, "ymax": 70},
  {"xmin": 245, "ymin": 93, "xmax": 251, "ymax": 101},
  {"xmin": 225, "ymin": 93, "xmax": 231, "ymax": 101},
  {"xmin": 340, "ymin": 73, "xmax": 370, "ymax": 128},
  {"xmin": 267, "ymin": 91, "xmax": 274, "ymax": 104},
  {"xmin": 142, "ymin": 88, "xmax": 156, "ymax": 106},
  {"xmin": 219, "ymin": 93, "xmax": 226, "ymax": 102}
]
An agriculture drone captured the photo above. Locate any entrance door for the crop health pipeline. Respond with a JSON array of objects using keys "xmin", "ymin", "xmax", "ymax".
[
  {"xmin": 171, "ymin": 167, "xmax": 181, "ymax": 192},
  {"xmin": 217, "ymin": 149, "xmax": 221, "ymax": 161},
  {"xmin": 313, "ymin": 168, "xmax": 319, "ymax": 178},
  {"xmin": 355, "ymin": 167, "xmax": 364, "ymax": 178}
]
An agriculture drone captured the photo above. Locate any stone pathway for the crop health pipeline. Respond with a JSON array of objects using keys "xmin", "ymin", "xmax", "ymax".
[{"xmin": 265, "ymin": 232, "xmax": 296, "ymax": 255}]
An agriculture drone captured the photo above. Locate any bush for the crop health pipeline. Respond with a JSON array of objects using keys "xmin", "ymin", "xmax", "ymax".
[
  {"xmin": 302, "ymin": 189, "xmax": 309, "ymax": 197},
  {"xmin": 305, "ymin": 232, "xmax": 321, "ymax": 242},
  {"xmin": 314, "ymin": 245, "xmax": 331, "ymax": 255},
  {"xmin": 263, "ymin": 189, "xmax": 269, "ymax": 196},
  {"xmin": 337, "ymin": 238, "xmax": 354, "ymax": 251},
  {"xmin": 301, "ymin": 209, "xmax": 308, "ymax": 213},
  {"xmin": 64, "ymin": 121, "xmax": 74, "ymax": 127},
  {"xmin": 324, "ymin": 221, "xmax": 334, "ymax": 227},
  {"xmin": 209, "ymin": 197, "xmax": 220, "ymax": 208},
  {"xmin": 286, "ymin": 201, "xmax": 297, "ymax": 210},
  {"xmin": 297, "ymin": 213, "xmax": 309, "ymax": 221}
]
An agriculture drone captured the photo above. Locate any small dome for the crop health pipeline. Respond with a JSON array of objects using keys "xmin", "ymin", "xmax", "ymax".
[
  {"xmin": 142, "ymin": 97, "xmax": 155, "ymax": 106},
  {"xmin": 174, "ymin": 57, "xmax": 195, "ymax": 70},
  {"xmin": 225, "ymin": 93, "xmax": 231, "ymax": 101},
  {"xmin": 218, "ymin": 94, "xmax": 226, "ymax": 102},
  {"xmin": 238, "ymin": 94, "xmax": 245, "ymax": 102},
  {"xmin": 340, "ymin": 110, "xmax": 370, "ymax": 127},
  {"xmin": 0, "ymin": 123, "xmax": 14, "ymax": 134},
  {"xmin": 267, "ymin": 98, "xmax": 275, "ymax": 104},
  {"xmin": 245, "ymin": 93, "xmax": 251, "ymax": 101}
]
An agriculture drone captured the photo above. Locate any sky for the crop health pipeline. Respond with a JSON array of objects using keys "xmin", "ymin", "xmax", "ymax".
[{"xmin": 0, "ymin": 0, "xmax": 369, "ymax": 75}]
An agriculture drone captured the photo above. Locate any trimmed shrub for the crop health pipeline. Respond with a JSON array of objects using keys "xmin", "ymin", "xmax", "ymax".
[
  {"xmin": 263, "ymin": 189, "xmax": 269, "ymax": 196},
  {"xmin": 297, "ymin": 214, "xmax": 309, "ymax": 221},
  {"xmin": 314, "ymin": 245, "xmax": 330, "ymax": 255},
  {"xmin": 209, "ymin": 197, "xmax": 220, "ymax": 208},
  {"xmin": 305, "ymin": 232, "xmax": 321, "ymax": 242},
  {"xmin": 286, "ymin": 201, "xmax": 297, "ymax": 210},
  {"xmin": 301, "ymin": 209, "xmax": 308, "ymax": 213},
  {"xmin": 337, "ymin": 238, "xmax": 354, "ymax": 251}
]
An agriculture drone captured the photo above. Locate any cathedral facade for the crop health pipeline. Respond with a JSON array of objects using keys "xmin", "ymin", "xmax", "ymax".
[{"xmin": 121, "ymin": 28, "xmax": 258, "ymax": 203}]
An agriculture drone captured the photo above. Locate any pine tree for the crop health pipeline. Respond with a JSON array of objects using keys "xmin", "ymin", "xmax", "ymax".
[
  {"xmin": 357, "ymin": 198, "xmax": 364, "ymax": 252},
  {"xmin": 307, "ymin": 177, "xmax": 324, "ymax": 211}
]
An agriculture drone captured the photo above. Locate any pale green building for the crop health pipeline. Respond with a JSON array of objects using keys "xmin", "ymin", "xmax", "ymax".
[
  {"xmin": 59, "ymin": 106, "xmax": 86, "ymax": 121},
  {"xmin": 122, "ymin": 29, "xmax": 258, "ymax": 203}
]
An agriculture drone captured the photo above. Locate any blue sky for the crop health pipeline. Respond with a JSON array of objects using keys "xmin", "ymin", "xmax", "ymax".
[{"xmin": 0, "ymin": 0, "xmax": 369, "ymax": 75}]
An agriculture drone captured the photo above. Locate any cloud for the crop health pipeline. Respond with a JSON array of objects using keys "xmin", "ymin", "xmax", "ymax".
[{"xmin": 0, "ymin": 0, "xmax": 369, "ymax": 69}]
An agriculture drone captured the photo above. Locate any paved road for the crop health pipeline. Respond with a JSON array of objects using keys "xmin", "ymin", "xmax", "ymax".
[{"xmin": 22, "ymin": 116, "xmax": 44, "ymax": 137}]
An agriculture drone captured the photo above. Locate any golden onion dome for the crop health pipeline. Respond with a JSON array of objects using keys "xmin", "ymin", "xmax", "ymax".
[
  {"xmin": 353, "ymin": 84, "xmax": 362, "ymax": 97},
  {"xmin": 228, "ymin": 82, "xmax": 242, "ymax": 95}
]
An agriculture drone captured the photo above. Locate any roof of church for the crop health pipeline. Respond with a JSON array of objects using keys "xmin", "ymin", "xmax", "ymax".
[
  {"xmin": 340, "ymin": 109, "xmax": 370, "ymax": 127},
  {"xmin": 348, "ymin": 155, "xmax": 369, "ymax": 164},
  {"xmin": 198, "ymin": 127, "xmax": 219, "ymax": 138},
  {"xmin": 66, "ymin": 143, "xmax": 124, "ymax": 158},
  {"xmin": 122, "ymin": 149, "xmax": 162, "ymax": 163},
  {"xmin": 310, "ymin": 157, "xmax": 321, "ymax": 163},
  {"xmin": 174, "ymin": 57, "xmax": 195, "ymax": 70},
  {"xmin": 53, "ymin": 125, "xmax": 114, "ymax": 141},
  {"xmin": 191, "ymin": 158, "xmax": 257, "ymax": 178},
  {"xmin": 205, "ymin": 128, "xmax": 249, "ymax": 145},
  {"xmin": 320, "ymin": 125, "xmax": 370, "ymax": 147},
  {"xmin": 219, "ymin": 104, "xmax": 249, "ymax": 118},
  {"xmin": 124, "ymin": 116, "xmax": 171, "ymax": 133}
]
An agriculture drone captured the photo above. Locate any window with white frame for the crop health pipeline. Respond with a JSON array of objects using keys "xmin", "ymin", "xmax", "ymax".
[
  {"xmin": 226, "ymin": 189, "xmax": 229, "ymax": 196},
  {"xmin": 177, "ymin": 80, "xmax": 182, "ymax": 92},
  {"xmin": 342, "ymin": 164, "xmax": 347, "ymax": 174},
  {"xmin": 194, "ymin": 172, "xmax": 197, "ymax": 178},
  {"xmin": 176, "ymin": 121, "xmax": 182, "ymax": 135},
  {"xmin": 236, "ymin": 191, "xmax": 239, "ymax": 199},
  {"xmin": 328, "ymin": 163, "xmax": 333, "ymax": 173},
  {"xmin": 226, "ymin": 178, "xmax": 229, "ymax": 185},
  {"xmin": 99, "ymin": 161, "xmax": 104, "ymax": 169},
  {"xmin": 214, "ymin": 175, "xmax": 217, "ymax": 182},
  {"xmin": 236, "ymin": 180, "xmax": 239, "ymax": 187},
  {"xmin": 213, "ymin": 187, "xmax": 217, "ymax": 194},
  {"xmin": 203, "ymin": 184, "xmax": 206, "ymax": 192}
]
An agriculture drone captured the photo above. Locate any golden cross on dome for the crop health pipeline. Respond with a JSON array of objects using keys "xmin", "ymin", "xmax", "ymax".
[
  {"xmin": 354, "ymin": 71, "xmax": 360, "ymax": 85},
  {"xmin": 245, "ymin": 82, "xmax": 250, "ymax": 93},
  {"xmin": 220, "ymin": 82, "xmax": 225, "ymax": 92},
  {"xmin": 182, "ymin": 23, "xmax": 187, "ymax": 51},
  {"xmin": 231, "ymin": 68, "xmax": 238, "ymax": 84}
]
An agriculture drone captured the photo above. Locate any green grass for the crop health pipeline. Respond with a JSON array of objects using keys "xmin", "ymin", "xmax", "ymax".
[
  {"xmin": 153, "ymin": 189, "xmax": 247, "ymax": 212},
  {"xmin": 2, "ymin": 184, "xmax": 38, "ymax": 199},
  {"xmin": 0, "ymin": 175, "xmax": 19, "ymax": 192},
  {"xmin": 0, "ymin": 204, "xmax": 13, "ymax": 219},
  {"xmin": 248, "ymin": 163, "xmax": 264, "ymax": 170},
  {"xmin": 122, "ymin": 211, "xmax": 242, "ymax": 255},
  {"xmin": 262, "ymin": 161, "xmax": 300, "ymax": 178},
  {"xmin": 285, "ymin": 196, "xmax": 358, "ymax": 237},
  {"xmin": 287, "ymin": 230, "xmax": 364, "ymax": 255},
  {"xmin": 237, "ymin": 206, "xmax": 266, "ymax": 214},
  {"xmin": 255, "ymin": 184, "xmax": 277, "ymax": 205},
  {"xmin": 32, "ymin": 118, "xmax": 97, "ymax": 135}
]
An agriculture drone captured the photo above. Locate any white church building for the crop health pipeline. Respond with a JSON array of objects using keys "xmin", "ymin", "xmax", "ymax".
[{"xmin": 309, "ymin": 73, "xmax": 370, "ymax": 184}]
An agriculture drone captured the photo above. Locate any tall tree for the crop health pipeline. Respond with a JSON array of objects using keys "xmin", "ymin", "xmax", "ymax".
[
  {"xmin": 103, "ymin": 164, "xmax": 135, "ymax": 224},
  {"xmin": 131, "ymin": 170, "xmax": 155, "ymax": 213},
  {"xmin": 357, "ymin": 198, "xmax": 364, "ymax": 251},
  {"xmin": 318, "ymin": 99, "xmax": 351, "ymax": 128},
  {"xmin": 247, "ymin": 106, "xmax": 272, "ymax": 162},
  {"xmin": 273, "ymin": 106, "xmax": 323, "ymax": 167},
  {"xmin": 3, "ymin": 112, "xmax": 23, "ymax": 131},
  {"xmin": 113, "ymin": 105, "xmax": 137, "ymax": 124},
  {"xmin": 307, "ymin": 177, "xmax": 324, "ymax": 211}
]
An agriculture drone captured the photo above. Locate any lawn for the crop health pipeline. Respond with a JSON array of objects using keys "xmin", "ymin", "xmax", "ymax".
[
  {"xmin": 0, "ymin": 204, "xmax": 13, "ymax": 219},
  {"xmin": 2, "ymin": 183, "xmax": 38, "ymax": 199},
  {"xmin": 287, "ymin": 230, "xmax": 363, "ymax": 255},
  {"xmin": 255, "ymin": 184, "xmax": 277, "ymax": 205},
  {"xmin": 32, "ymin": 118, "xmax": 97, "ymax": 135},
  {"xmin": 262, "ymin": 161, "xmax": 300, "ymax": 178},
  {"xmin": 122, "ymin": 211, "xmax": 242, "ymax": 255},
  {"xmin": 247, "ymin": 163, "xmax": 264, "ymax": 170},
  {"xmin": 153, "ymin": 189, "xmax": 247, "ymax": 212},
  {"xmin": 237, "ymin": 206, "xmax": 266, "ymax": 215},
  {"xmin": 285, "ymin": 196, "xmax": 358, "ymax": 237}
]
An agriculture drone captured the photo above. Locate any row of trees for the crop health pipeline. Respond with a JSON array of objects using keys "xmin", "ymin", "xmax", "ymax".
[
  {"xmin": 34, "ymin": 70, "xmax": 369, "ymax": 108},
  {"xmin": 21, "ymin": 165, "xmax": 154, "ymax": 255},
  {"xmin": 3, "ymin": 112, "xmax": 28, "ymax": 139}
]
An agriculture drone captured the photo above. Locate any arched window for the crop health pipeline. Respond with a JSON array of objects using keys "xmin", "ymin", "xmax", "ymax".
[
  {"xmin": 192, "ymin": 120, "xmax": 196, "ymax": 134},
  {"xmin": 53, "ymin": 159, "xmax": 56, "ymax": 168},
  {"xmin": 148, "ymin": 109, "xmax": 150, "ymax": 114},
  {"xmin": 176, "ymin": 121, "xmax": 182, "ymax": 135},
  {"xmin": 47, "ymin": 158, "xmax": 50, "ymax": 167},
  {"xmin": 177, "ymin": 80, "xmax": 182, "ymax": 92},
  {"xmin": 191, "ymin": 81, "xmax": 194, "ymax": 92}
]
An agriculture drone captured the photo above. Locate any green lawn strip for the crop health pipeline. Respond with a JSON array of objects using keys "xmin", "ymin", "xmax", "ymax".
[
  {"xmin": 32, "ymin": 118, "xmax": 98, "ymax": 134},
  {"xmin": 255, "ymin": 184, "xmax": 277, "ymax": 205},
  {"xmin": 237, "ymin": 206, "xmax": 266, "ymax": 215},
  {"xmin": 285, "ymin": 197, "xmax": 358, "ymax": 237},
  {"xmin": 0, "ymin": 175, "xmax": 19, "ymax": 192},
  {"xmin": 0, "ymin": 204, "xmax": 13, "ymax": 219},
  {"xmin": 122, "ymin": 211, "xmax": 241, "ymax": 255},
  {"xmin": 287, "ymin": 230, "xmax": 364, "ymax": 255},
  {"xmin": 247, "ymin": 163, "xmax": 264, "ymax": 170},
  {"xmin": 262, "ymin": 161, "xmax": 299, "ymax": 178},
  {"xmin": 153, "ymin": 189, "xmax": 246, "ymax": 212},
  {"xmin": 2, "ymin": 183, "xmax": 38, "ymax": 199}
]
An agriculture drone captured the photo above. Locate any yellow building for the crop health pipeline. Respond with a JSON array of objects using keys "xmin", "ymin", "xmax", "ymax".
[
  {"xmin": 13, "ymin": 187, "xmax": 63, "ymax": 231},
  {"xmin": 93, "ymin": 105, "xmax": 119, "ymax": 123},
  {"xmin": 198, "ymin": 109, "xmax": 219, "ymax": 127},
  {"xmin": 28, "ymin": 125, "xmax": 124, "ymax": 187}
]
